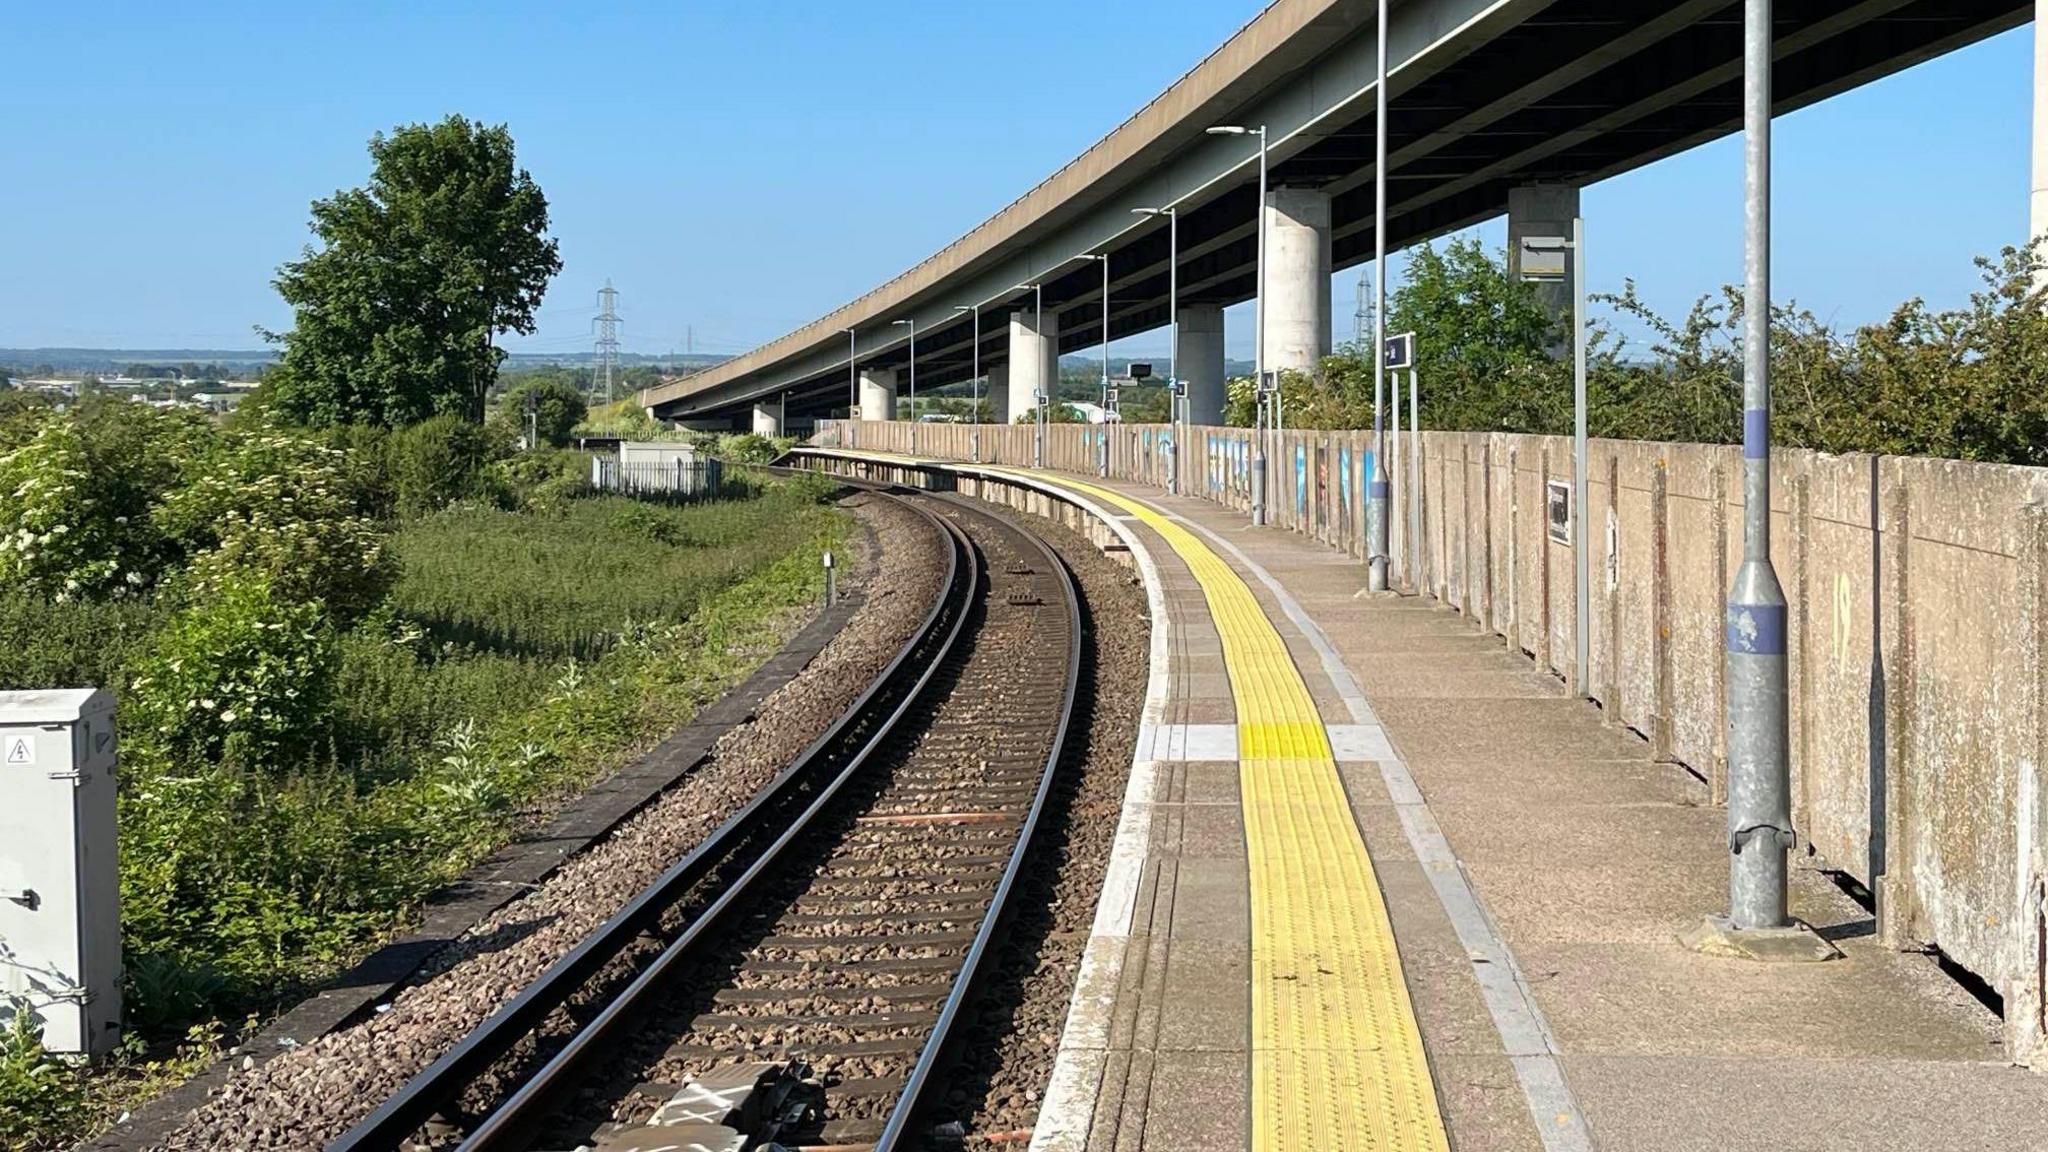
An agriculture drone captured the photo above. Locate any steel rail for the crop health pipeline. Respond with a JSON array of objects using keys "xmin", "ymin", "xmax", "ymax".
[
  {"xmin": 870, "ymin": 496, "xmax": 1085, "ymax": 1152},
  {"xmin": 328, "ymin": 489, "xmax": 969, "ymax": 1152},
  {"xmin": 449, "ymin": 511, "xmax": 981, "ymax": 1152}
]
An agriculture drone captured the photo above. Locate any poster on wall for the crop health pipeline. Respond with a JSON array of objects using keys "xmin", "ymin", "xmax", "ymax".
[
  {"xmin": 1339, "ymin": 447, "xmax": 1352, "ymax": 549},
  {"xmin": 1294, "ymin": 444, "xmax": 1307, "ymax": 519},
  {"xmin": 1315, "ymin": 440, "xmax": 1329, "ymax": 536}
]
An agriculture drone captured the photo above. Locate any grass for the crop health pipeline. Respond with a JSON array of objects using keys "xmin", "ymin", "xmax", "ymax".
[
  {"xmin": 0, "ymin": 476, "xmax": 848, "ymax": 1151},
  {"xmin": 390, "ymin": 483, "xmax": 830, "ymax": 661}
]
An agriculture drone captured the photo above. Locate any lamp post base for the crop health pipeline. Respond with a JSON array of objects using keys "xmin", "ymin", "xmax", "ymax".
[{"xmin": 1678, "ymin": 914, "xmax": 1841, "ymax": 963}]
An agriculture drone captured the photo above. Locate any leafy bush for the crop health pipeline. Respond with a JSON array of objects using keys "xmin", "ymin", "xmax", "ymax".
[
  {"xmin": 499, "ymin": 377, "xmax": 588, "ymax": 447},
  {"xmin": 156, "ymin": 429, "xmax": 393, "ymax": 623},
  {"xmin": 712, "ymin": 432, "xmax": 784, "ymax": 463},
  {"xmin": 386, "ymin": 413, "xmax": 501, "ymax": 516},
  {"xmin": 0, "ymin": 417, "xmax": 147, "ymax": 600},
  {"xmin": 0, "ymin": 1005, "xmax": 89, "ymax": 1150},
  {"xmin": 487, "ymin": 447, "xmax": 588, "ymax": 513},
  {"xmin": 127, "ymin": 573, "xmax": 335, "ymax": 764},
  {"xmin": 0, "ymin": 592, "xmax": 162, "ymax": 692}
]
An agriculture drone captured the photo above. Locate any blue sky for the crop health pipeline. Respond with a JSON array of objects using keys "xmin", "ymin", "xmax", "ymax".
[{"xmin": 0, "ymin": 2, "xmax": 2032, "ymax": 361}]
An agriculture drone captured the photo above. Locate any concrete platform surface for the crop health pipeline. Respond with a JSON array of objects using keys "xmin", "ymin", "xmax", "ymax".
[{"xmin": 799, "ymin": 451, "xmax": 2048, "ymax": 1152}]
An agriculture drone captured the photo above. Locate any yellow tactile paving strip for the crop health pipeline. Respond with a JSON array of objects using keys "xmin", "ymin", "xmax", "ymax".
[{"xmin": 972, "ymin": 464, "xmax": 1450, "ymax": 1152}]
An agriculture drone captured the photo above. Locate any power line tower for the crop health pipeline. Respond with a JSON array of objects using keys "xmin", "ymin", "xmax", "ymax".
[
  {"xmin": 1353, "ymin": 266, "xmax": 1371, "ymax": 348},
  {"xmin": 592, "ymin": 280, "xmax": 622, "ymax": 402}
]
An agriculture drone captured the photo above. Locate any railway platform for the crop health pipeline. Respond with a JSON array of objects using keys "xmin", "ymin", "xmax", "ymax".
[{"xmin": 794, "ymin": 448, "xmax": 2047, "ymax": 1152}]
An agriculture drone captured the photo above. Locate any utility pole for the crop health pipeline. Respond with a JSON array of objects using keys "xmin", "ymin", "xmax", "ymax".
[{"xmin": 593, "ymin": 281, "xmax": 622, "ymax": 403}]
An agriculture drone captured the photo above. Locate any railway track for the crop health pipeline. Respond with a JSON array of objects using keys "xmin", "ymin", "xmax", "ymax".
[{"xmin": 327, "ymin": 486, "xmax": 1082, "ymax": 1152}]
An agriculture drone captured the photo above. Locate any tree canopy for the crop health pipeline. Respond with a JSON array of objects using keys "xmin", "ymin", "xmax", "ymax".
[
  {"xmin": 500, "ymin": 376, "xmax": 589, "ymax": 447},
  {"xmin": 264, "ymin": 116, "xmax": 561, "ymax": 428}
]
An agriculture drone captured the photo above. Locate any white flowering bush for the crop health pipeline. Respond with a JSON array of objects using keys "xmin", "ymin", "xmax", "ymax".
[
  {"xmin": 127, "ymin": 571, "xmax": 335, "ymax": 763},
  {"xmin": 0, "ymin": 416, "xmax": 129, "ymax": 598},
  {"xmin": 156, "ymin": 430, "xmax": 395, "ymax": 623}
]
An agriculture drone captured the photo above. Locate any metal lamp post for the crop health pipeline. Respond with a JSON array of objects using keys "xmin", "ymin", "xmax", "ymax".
[
  {"xmin": 1083, "ymin": 253, "xmax": 1111, "ymax": 477},
  {"xmin": 1367, "ymin": 0, "xmax": 1392, "ymax": 591},
  {"xmin": 892, "ymin": 317, "xmax": 917, "ymax": 453},
  {"xmin": 1724, "ymin": 0, "xmax": 1793, "ymax": 934},
  {"xmin": 1208, "ymin": 123, "xmax": 1269, "ymax": 523},
  {"xmin": 953, "ymin": 303, "xmax": 981, "ymax": 461},
  {"xmin": 1012, "ymin": 282, "xmax": 1046, "ymax": 467},
  {"xmin": 1133, "ymin": 206, "xmax": 1179, "ymax": 494},
  {"xmin": 844, "ymin": 327, "xmax": 857, "ymax": 419}
]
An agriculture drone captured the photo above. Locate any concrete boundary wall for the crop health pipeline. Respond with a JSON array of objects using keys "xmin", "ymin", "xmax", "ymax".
[{"xmin": 812, "ymin": 418, "xmax": 2048, "ymax": 1059}]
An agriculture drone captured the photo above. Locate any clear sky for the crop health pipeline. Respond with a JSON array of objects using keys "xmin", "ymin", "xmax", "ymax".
[{"xmin": 0, "ymin": 2, "xmax": 2032, "ymax": 361}]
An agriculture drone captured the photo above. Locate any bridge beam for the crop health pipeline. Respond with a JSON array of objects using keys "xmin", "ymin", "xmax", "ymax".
[
  {"xmin": 1176, "ymin": 304, "xmax": 1227, "ymax": 425},
  {"xmin": 858, "ymin": 367, "xmax": 897, "ymax": 422},
  {"xmin": 1264, "ymin": 187, "xmax": 1332, "ymax": 376}
]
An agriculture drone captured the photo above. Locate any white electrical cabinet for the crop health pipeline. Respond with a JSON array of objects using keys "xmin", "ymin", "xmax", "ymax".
[{"xmin": 0, "ymin": 688, "xmax": 121, "ymax": 1055}]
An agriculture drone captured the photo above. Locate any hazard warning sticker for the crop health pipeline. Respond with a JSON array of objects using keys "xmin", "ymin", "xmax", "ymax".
[{"xmin": 4, "ymin": 735, "xmax": 31, "ymax": 767}]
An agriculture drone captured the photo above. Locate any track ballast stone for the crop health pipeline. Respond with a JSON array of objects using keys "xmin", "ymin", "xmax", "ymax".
[{"xmin": 153, "ymin": 493, "xmax": 944, "ymax": 1152}]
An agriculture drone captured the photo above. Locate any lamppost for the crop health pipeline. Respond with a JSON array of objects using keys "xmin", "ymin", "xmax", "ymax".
[
  {"xmin": 1132, "ymin": 206, "xmax": 1179, "ymax": 494},
  {"xmin": 1207, "ymin": 122, "xmax": 1269, "ymax": 521},
  {"xmin": 844, "ymin": 326, "xmax": 858, "ymax": 418},
  {"xmin": 1368, "ymin": 0, "xmax": 1392, "ymax": 592},
  {"xmin": 1723, "ymin": 0, "xmax": 1794, "ymax": 937},
  {"xmin": 1082, "ymin": 253, "xmax": 1110, "ymax": 476},
  {"xmin": 891, "ymin": 317, "xmax": 917, "ymax": 453},
  {"xmin": 1012, "ymin": 281, "xmax": 1045, "ymax": 467},
  {"xmin": 952, "ymin": 303, "xmax": 981, "ymax": 462}
]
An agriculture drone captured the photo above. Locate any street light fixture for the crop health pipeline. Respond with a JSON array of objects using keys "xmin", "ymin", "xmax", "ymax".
[
  {"xmin": 1081, "ymin": 253, "xmax": 1111, "ymax": 476},
  {"xmin": 1208, "ymin": 123, "xmax": 1270, "ymax": 521},
  {"xmin": 1131, "ymin": 206, "xmax": 1180, "ymax": 494},
  {"xmin": 952, "ymin": 304, "xmax": 981, "ymax": 461},
  {"xmin": 891, "ymin": 317, "xmax": 917, "ymax": 452}
]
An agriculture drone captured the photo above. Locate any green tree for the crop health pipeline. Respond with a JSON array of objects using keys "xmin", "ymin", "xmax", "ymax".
[
  {"xmin": 501, "ymin": 376, "xmax": 588, "ymax": 447},
  {"xmin": 264, "ymin": 116, "xmax": 561, "ymax": 428},
  {"xmin": 1385, "ymin": 237, "xmax": 1570, "ymax": 434}
]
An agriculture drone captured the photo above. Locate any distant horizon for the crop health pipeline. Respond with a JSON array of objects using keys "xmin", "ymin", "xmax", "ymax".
[{"xmin": 0, "ymin": 4, "xmax": 2032, "ymax": 364}]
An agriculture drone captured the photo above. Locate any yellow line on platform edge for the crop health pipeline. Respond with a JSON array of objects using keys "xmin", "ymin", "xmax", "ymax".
[{"xmin": 959, "ymin": 463, "xmax": 1449, "ymax": 1152}]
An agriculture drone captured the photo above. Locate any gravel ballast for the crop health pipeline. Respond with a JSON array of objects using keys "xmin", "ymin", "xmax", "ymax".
[
  {"xmin": 152, "ymin": 492, "xmax": 945, "ymax": 1151},
  {"xmin": 921, "ymin": 504, "xmax": 1150, "ymax": 1143}
]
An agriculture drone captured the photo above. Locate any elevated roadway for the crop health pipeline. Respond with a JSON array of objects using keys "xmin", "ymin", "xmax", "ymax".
[{"xmin": 642, "ymin": 0, "xmax": 2025, "ymax": 429}]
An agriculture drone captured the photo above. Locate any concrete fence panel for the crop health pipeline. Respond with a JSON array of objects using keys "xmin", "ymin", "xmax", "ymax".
[{"xmin": 810, "ymin": 418, "xmax": 2048, "ymax": 1055}]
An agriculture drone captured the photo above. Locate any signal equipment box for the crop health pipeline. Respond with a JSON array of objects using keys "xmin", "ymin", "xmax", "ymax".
[{"xmin": 0, "ymin": 689, "xmax": 121, "ymax": 1055}]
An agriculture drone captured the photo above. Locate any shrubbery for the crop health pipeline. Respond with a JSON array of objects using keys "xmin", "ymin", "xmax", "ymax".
[
  {"xmin": 1249, "ymin": 238, "xmax": 2048, "ymax": 468},
  {"xmin": 0, "ymin": 396, "xmax": 844, "ymax": 1144}
]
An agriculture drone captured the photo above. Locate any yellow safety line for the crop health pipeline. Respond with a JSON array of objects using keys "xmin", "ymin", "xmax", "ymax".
[{"xmin": 956, "ymin": 463, "xmax": 1449, "ymax": 1152}]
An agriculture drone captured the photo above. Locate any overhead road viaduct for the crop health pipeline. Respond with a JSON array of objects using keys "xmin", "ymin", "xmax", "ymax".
[{"xmin": 640, "ymin": 0, "xmax": 2026, "ymax": 431}]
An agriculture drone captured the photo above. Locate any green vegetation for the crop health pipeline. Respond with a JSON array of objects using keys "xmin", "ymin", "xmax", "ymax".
[
  {"xmin": 0, "ymin": 116, "xmax": 835, "ymax": 1144},
  {"xmin": 499, "ymin": 376, "xmax": 589, "ymax": 447},
  {"xmin": 1232, "ymin": 237, "xmax": 2048, "ymax": 468},
  {"xmin": 262, "ymin": 116, "xmax": 561, "ymax": 426},
  {"xmin": 0, "ymin": 394, "xmax": 842, "ymax": 1148}
]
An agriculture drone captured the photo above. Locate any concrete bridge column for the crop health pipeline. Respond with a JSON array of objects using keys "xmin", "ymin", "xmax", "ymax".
[
  {"xmin": 1007, "ymin": 307, "xmax": 1058, "ymax": 420},
  {"xmin": 858, "ymin": 367, "xmax": 897, "ymax": 422},
  {"xmin": 1176, "ymin": 303, "xmax": 1226, "ymax": 425},
  {"xmin": 986, "ymin": 362, "xmax": 1010, "ymax": 424},
  {"xmin": 1263, "ymin": 187, "xmax": 1332, "ymax": 375},
  {"xmin": 1507, "ymin": 183, "xmax": 1580, "ymax": 342},
  {"xmin": 751, "ymin": 400, "xmax": 782, "ymax": 436}
]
